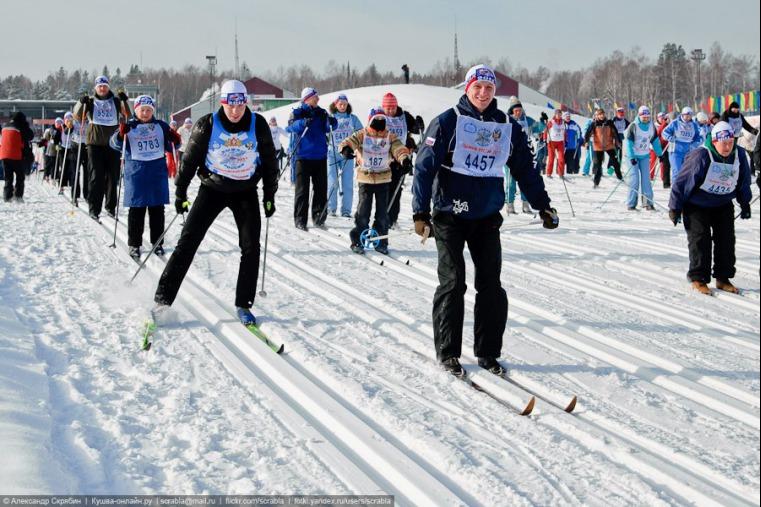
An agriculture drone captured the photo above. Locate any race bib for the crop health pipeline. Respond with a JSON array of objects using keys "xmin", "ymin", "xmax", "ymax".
[
  {"xmin": 632, "ymin": 124, "xmax": 653, "ymax": 156},
  {"xmin": 333, "ymin": 117, "xmax": 355, "ymax": 144},
  {"xmin": 127, "ymin": 123, "xmax": 165, "ymax": 161},
  {"xmin": 728, "ymin": 117, "xmax": 742, "ymax": 138},
  {"xmin": 386, "ymin": 115, "xmax": 407, "ymax": 143},
  {"xmin": 361, "ymin": 134, "xmax": 391, "ymax": 172},
  {"xmin": 699, "ymin": 147, "xmax": 740, "ymax": 195},
  {"xmin": 549, "ymin": 121, "xmax": 565, "ymax": 142},
  {"xmin": 614, "ymin": 118, "xmax": 627, "ymax": 134},
  {"xmin": 674, "ymin": 121, "xmax": 695, "ymax": 143},
  {"xmin": 205, "ymin": 112, "xmax": 259, "ymax": 180},
  {"xmin": 451, "ymin": 115, "xmax": 511, "ymax": 178},
  {"xmin": 92, "ymin": 98, "xmax": 118, "ymax": 126}
]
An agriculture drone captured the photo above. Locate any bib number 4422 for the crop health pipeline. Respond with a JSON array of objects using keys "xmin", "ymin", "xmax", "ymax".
[{"xmin": 464, "ymin": 153, "xmax": 496, "ymax": 171}]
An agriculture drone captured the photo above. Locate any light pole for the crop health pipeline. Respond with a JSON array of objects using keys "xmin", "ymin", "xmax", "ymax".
[
  {"xmin": 691, "ymin": 49, "xmax": 705, "ymax": 109},
  {"xmin": 206, "ymin": 55, "xmax": 217, "ymax": 116}
]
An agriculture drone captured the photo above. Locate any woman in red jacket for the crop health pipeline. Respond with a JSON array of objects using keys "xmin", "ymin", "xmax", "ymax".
[{"xmin": 1, "ymin": 112, "xmax": 35, "ymax": 202}]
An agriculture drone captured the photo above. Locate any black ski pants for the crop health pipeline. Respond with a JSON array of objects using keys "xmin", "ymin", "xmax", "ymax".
[
  {"xmin": 683, "ymin": 202, "xmax": 736, "ymax": 283},
  {"xmin": 87, "ymin": 144, "xmax": 120, "ymax": 217},
  {"xmin": 431, "ymin": 212, "xmax": 508, "ymax": 362},
  {"xmin": 350, "ymin": 183, "xmax": 389, "ymax": 247},
  {"xmin": 2, "ymin": 159, "xmax": 25, "ymax": 200},
  {"xmin": 128, "ymin": 206, "xmax": 165, "ymax": 248},
  {"xmin": 155, "ymin": 184, "xmax": 261, "ymax": 309},
  {"xmin": 293, "ymin": 158, "xmax": 327, "ymax": 227},
  {"xmin": 592, "ymin": 149, "xmax": 622, "ymax": 185}
]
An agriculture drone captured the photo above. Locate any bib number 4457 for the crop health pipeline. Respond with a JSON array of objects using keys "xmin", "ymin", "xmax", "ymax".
[{"xmin": 464, "ymin": 153, "xmax": 496, "ymax": 171}]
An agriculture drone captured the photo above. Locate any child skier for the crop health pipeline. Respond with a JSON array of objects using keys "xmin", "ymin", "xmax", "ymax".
[{"xmin": 339, "ymin": 107, "xmax": 412, "ymax": 255}]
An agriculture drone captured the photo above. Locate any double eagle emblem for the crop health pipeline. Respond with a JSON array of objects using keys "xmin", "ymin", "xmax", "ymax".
[{"xmin": 463, "ymin": 121, "xmax": 502, "ymax": 147}]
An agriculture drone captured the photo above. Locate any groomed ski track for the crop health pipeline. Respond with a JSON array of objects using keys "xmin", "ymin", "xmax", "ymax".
[{"xmin": 3, "ymin": 160, "xmax": 758, "ymax": 505}]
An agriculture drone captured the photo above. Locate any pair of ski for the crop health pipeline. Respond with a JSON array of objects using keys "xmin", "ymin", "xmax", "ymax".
[
  {"xmin": 140, "ymin": 319, "xmax": 284, "ymax": 354},
  {"xmin": 459, "ymin": 367, "xmax": 577, "ymax": 416}
]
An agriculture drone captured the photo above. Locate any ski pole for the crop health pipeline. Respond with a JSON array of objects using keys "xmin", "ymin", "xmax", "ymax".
[
  {"xmin": 362, "ymin": 227, "xmax": 431, "ymax": 245},
  {"xmin": 58, "ymin": 127, "xmax": 71, "ymax": 193},
  {"xmin": 735, "ymin": 194, "xmax": 760, "ymax": 220},
  {"xmin": 71, "ymin": 119, "xmax": 86, "ymax": 206},
  {"xmin": 615, "ymin": 177, "xmax": 669, "ymax": 212},
  {"xmin": 326, "ymin": 118, "xmax": 343, "ymax": 197},
  {"xmin": 598, "ymin": 166, "xmax": 632, "ymax": 211},
  {"xmin": 387, "ymin": 172, "xmax": 407, "ymax": 214},
  {"xmin": 52, "ymin": 143, "xmax": 60, "ymax": 185},
  {"xmin": 560, "ymin": 172, "xmax": 575, "ymax": 217},
  {"xmin": 278, "ymin": 124, "xmax": 310, "ymax": 180},
  {"xmin": 110, "ymin": 131, "xmax": 127, "ymax": 248},
  {"xmin": 128, "ymin": 212, "xmax": 182, "ymax": 284},
  {"xmin": 258, "ymin": 216, "xmax": 271, "ymax": 296}
]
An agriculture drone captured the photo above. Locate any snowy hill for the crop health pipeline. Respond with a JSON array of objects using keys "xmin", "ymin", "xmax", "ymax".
[
  {"xmin": 0, "ymin": 84, "xmax": 759, "ymax": 505},
  {"xmin": 265, "ymin": 83, "xmax": 588, "ymax": 129}
]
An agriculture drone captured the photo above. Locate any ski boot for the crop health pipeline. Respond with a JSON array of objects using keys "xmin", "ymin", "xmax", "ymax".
[
  {"xmin": 715, "ymin": 278, "xmax": 739, "ymax": 294},
  {"xmin": 236, "ymin": 307, "xmax": 257, "ymax": 326},
  {"xmin": 375, "ymin": 244, "xmax": 389, "ymax": 255},
  {"xmin": 505, "ymin": 203, "xmax": 516, "ymax": 214},
  {"xmin": 440, "ymin": 357, "xmax": 465, "ymax": 378},
  {"xmin": 478, "ymin": 357, "xmax": 505, "ymax": 376},
  {"xmin": 129, "ymin": 246, "xmax": 141, "ymax": 262},
  {"xmin": 522, "ymin": 201, "xmax": 532, "ymax": 214}
]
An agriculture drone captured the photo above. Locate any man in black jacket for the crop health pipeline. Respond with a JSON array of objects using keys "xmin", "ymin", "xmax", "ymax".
[{"xmin": 153, "ymin": 80, "xmax": 279, "ymax": 326}]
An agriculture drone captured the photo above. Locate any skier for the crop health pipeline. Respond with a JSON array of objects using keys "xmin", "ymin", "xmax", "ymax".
[
  {"xmin": 382, "ymin": 92, "xmax": 422, "ymax": 229},
  {"xmin": 504, "ymin": 98, "xmax": 536, "ymax": 214},
  {"xmin": 695, "ymin": 112, "xmax": 711, "ymax": 144},
  {"xmin": 623, "ymin": 106, "xmax": 663, "ymax": 211},
  {"xmin": 41, "ymin": 118, "xmax": 63, "ymax": 182},
  {"xmin": 176, "ymin": 117, "xmax": 193, "ymax": 176},
  {"xmin": 612, "ymin": 107, "xmax": 630, "ymax": 175},
  {"xmin": 544, "ymin": 109, "xmax": 566, "ymax": 178},
  {"xmin": 339, "ymin": 107, "xmax": 411, "ymax": 255},
  {"xmin": 110, "ymin": 95, "xmax": 180, "ymax": 261},
  {"xmin": 153, "ymin": 80, "xmax": 279, "ymax": 326},
  {"xmin": 73, "ymin": 75, "xmax": 129, "ymax": 221},
  {"xmin": 662, "ymin": 107, "xmax": 702, "ymax": 181},
  {"xmin": 70, "ymin": 111, "xmax": 90, "ymax": 200},
  {"xmin": 58, "ymin": 112, "xmax": 79, "ymax": 197},
  {"xmin": 412, "ymin": 64, "xmax": 557, "ymax": 377},
  {"xmin": 327, "ymin": 94, "xmax": 363, "ymax": 217},
  {"xmin": 580, "ymin": 117, "xmax": 594, "ymax": 177},
  {"xmin": 166, "ymin": 120, "xmax": 179, "ymax": 179},
  {"xmin": 721, "ymin": 101, "xmax": 759, "ymax": 139},
  {"xmin": 563, "ymin": 111, "xmax": 583, "ymax": 175},
  {"xmin": 1, "ymin": 112, "xmax": 34, "ymax": 202},
  {"xmin": 709, "ymin": 112, "xmax": 721, "ymax": 126},
  {"xmin": 286, "ymin": 87, "xmax": 337, "ymax": 231},
  {"xmin": 583, "ymin": 108, "xmax": 622, "ymax": 188},
  {"xmin": 267, "ymin": 117, "xmax": 288, "ymax": 172},
  {"xmin": 534, "ymin": 112, "xmax": 549, "ymax": 174},
  {"xmin": 668, "ymin": 121, "xmax": 752, "ymax": 295},
  {"xmin": 649, "ymin": 112, "xmax": 672, "ymax": 188}
]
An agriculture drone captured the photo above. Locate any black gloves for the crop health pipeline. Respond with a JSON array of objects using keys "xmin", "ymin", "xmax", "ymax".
[
  {"xmin": 539, "ymin": 208, "xmax": 559, "ymax": 229},
  {"xmin": 402, "ymin": 157, "xmax": 413, "ymax": 174},
  {"xmin": 740, "ymin": 202, "xmax": 751, "ymax": 219},
  {"xmin": 669, "ymin": 209, "xmax": 682, "ymax": 226},
  {"xmin": 264, "ymin": 196, "xmax": 276, "ymax": 218},
  {"xmin": 341, "ymin": 146, "xmax": 355, "ymax": 159},
  {"xmin": 117, "ymin": 90, "xmax": 129, "ymax": 103},
  {"xmin": 631, "ymin": 159, "xmax": 638, "ymax": 166},
  {"xmin": 79, "ymin": 95, "xmax": 90, "ymax": 104},
  {"xmin": 175, "ymin": 188, "xmax": 190, "ymax": 215}
]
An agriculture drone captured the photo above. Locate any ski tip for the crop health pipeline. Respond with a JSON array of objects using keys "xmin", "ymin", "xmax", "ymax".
[
  {"xmin": 565, "ymin": 395, "xmax": 578, "ymax": 413},
  {"xmin": 276, "ymin": 344, "xmax": 285, "ymax": 354},
  {"xmin": 141, "ymin": 340, "xmax": 152, "ymax": 351},
  {"xmin": 405, "ymin": 259, "xmax": 410, "ymax": 265},
  {"xmin": 521, "ymin": 396, "xmax": 536, "ymax": 416},
  {"xmin": 379, "ymin": 260, "xmax": 385, "ymax": 266}
]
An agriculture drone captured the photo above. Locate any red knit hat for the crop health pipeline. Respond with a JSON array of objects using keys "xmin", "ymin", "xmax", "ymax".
[{"xmin": 382, "ymin": 93, "xmax": 398, "ymax": 109}]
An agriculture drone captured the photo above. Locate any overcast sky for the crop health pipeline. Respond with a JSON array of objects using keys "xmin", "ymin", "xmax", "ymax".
[{"xmin": 2, "ymin": 0, "xmax": 759, "ymax": 81}]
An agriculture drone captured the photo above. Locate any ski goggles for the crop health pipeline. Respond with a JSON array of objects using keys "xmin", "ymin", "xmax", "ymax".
[
  {"xmin": 638, "ymin": 108, "xmax": 651, "ymax": 117},
  {"xmin": 221, "ymin": 93, "xmax": 247, "ymax": 105}
]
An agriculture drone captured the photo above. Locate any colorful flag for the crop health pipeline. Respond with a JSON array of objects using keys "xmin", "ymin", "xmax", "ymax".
[{"xmin": 628, "ymin": 101, "xmax": 636, "ymax": 110}]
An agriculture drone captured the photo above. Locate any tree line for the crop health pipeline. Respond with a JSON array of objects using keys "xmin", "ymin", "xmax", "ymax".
[{"xmin": 1, "ymin": 42, "xmax": 758, "ymax": 116}]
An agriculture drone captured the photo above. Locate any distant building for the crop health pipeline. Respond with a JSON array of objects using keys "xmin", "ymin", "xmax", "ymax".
[
  {"xmin": 0, "ymin": 99, "xmax": 77, "ymax": 136},
  {"xmin": 171, "ymin": 76, "xmax": 297, "ymax": 124}
]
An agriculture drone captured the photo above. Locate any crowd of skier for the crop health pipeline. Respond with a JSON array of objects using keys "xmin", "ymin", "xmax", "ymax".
[{"xmin": 1, "ymin": 64, "xmax": 758, "ymax": 375}]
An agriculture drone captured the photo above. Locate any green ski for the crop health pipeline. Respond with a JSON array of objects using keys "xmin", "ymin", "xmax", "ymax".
[{"xmin": 245, "ymin": 323, "xmax": 284, "ymax": 354}]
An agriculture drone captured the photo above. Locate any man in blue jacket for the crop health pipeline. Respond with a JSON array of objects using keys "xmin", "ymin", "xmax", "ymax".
[
  {"xmin": 286, "ymin": 87, "xmax": 338, "ymax": 231},
  {"xmin": 668, "ymin": 121, "xmax": 752, "ymax": 295},
  {"xmin": 412, "ymin": 64, "xmax": 558, "ymax": 377},
  {"xmin": 662, "ymin": 107, "xmax": 702, "ymax": 181}
]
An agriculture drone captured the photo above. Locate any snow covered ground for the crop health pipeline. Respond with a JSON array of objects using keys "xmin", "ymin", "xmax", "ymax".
[{"xmin": 1, "ymin": 86, "xmax": 759, "ymax": 505}]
